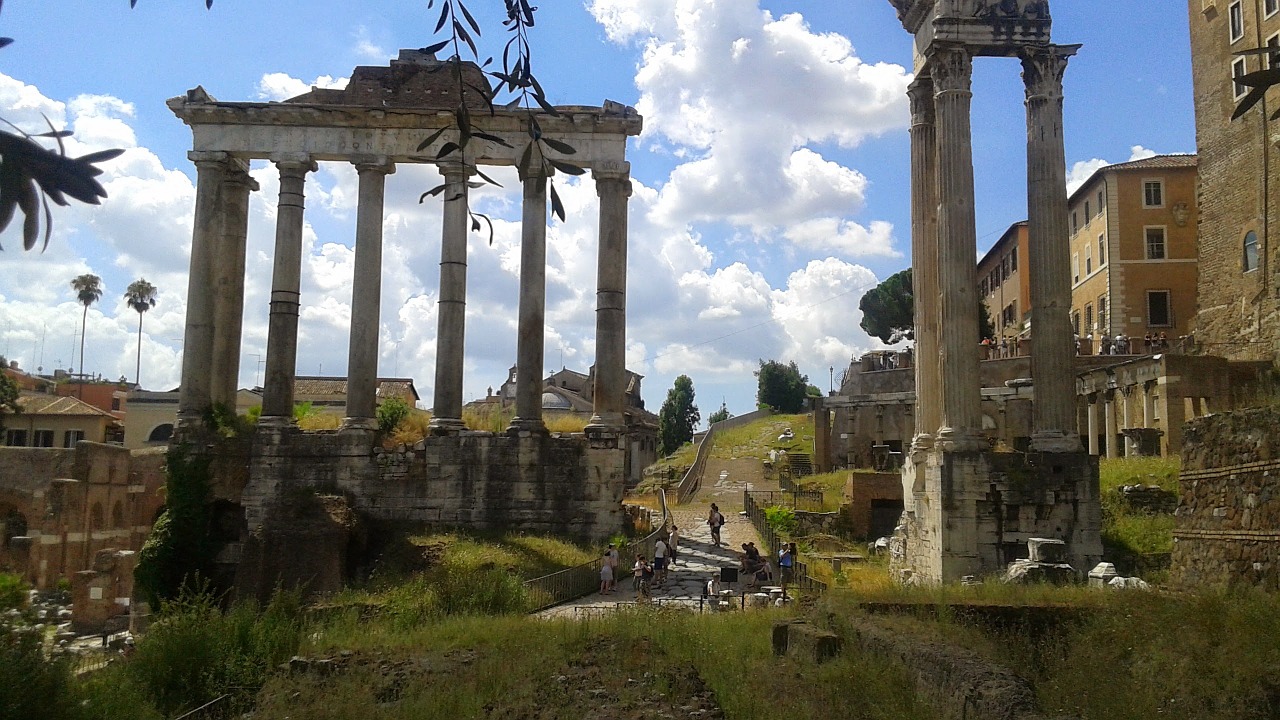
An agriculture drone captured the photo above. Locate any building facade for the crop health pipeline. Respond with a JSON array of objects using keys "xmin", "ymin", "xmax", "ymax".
[
  {"xmin": 1067, "ymin": 155, "xmax": 1199, "ymax": 355},
  {"xmin": 978, "ymin": 221, "xmax": 1031, "ymax": 344},
  {"xmin": 1189, "ymin": 0, "xmax": 1280, "ymax": 358}
]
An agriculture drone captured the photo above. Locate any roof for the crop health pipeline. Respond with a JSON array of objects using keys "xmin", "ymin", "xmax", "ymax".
[
  {"xmin": 1068, "ymin": 153, "xmax": 1198, "ymax": 205},
  {"xmin": 293, "ymin": 376, "xmax": 420, "ymax": 402},
  {"xmin": 16, "ymin": 393, "xmax": 115, "ymax": 418},
  {"xmin": 978, "ymin": 221, "xmax": 1027, "ymax": 270}
]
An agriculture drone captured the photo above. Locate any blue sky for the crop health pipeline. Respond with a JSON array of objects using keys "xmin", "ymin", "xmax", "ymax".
[{"xmin": 0, "ymin": 1, "xmax": 1195, "ymax": 422}]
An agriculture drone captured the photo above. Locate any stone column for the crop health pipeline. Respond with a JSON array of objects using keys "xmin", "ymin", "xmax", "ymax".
[
  {"xmin": 261, "ymin": 155, "xmax": 317, "ymax": 424},
  {"xmin": 344, "ymin": 158, "xmax": 395, "ymax": 429},
  {"xmin": 508, "ymin": 158, "xmax": 550, "ymax": 435},
  {"xmin": 429, "ymin": 161, "xmax": 473, "ymax": 435},
  {"xmin": 210, "ymin": 162, "xmax": 258, "ymax": 412},
  {"xmin": 908, "ymin": 76, "xmax": 942, "ymax": 450},
  {"xmin": 586, "ymin": 161, "xmax": 632, "ymax": 437},
  {"xmin": 1142, "ymin": 382, "xmax": 1155, "ymax": 428},
  {"xmin": 1023, "ymin": 45, "xmax": 1081, "ymax": 453},
  {"xmin": 177, "ymin": 152, "xmax": 228, "ymax": 429},
  {"xmin": 1104, "ymin": 391, "xmax": 1118, "ymax": 459},
  {"xmin": 930, "ymin": 44, "xmax": 983, "ymax": 452},
  {"xmin": 1086, "ymin": 395, "xmax": 1099, "ymax": 455}
]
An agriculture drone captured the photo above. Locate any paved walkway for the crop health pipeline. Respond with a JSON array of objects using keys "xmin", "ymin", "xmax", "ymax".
[{"xmin": 539, "ymin": 450, "xmax": 779, "ymax": 618}]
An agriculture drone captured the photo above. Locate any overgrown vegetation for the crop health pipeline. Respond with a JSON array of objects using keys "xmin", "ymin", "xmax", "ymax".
[
  {"xmin": 1098, "ymin": 456, "xmax": 1180, "ymax": 579},
  {"xmin": 0, "ymin": 572, "xmax": 26, "ymax": 611},
  {"xmin": 134, "ymin": 444, "xmax": 216, "ymax": 607},
  {"xmin": 763, "ymin": 505, "xmax": 798, "ymax": 537}
]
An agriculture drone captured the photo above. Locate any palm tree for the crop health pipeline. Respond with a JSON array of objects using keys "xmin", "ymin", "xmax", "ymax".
[
  {"xmin": 124, "ymin": 278, "xmax": 158, "ymax": 387},
  {"xmin": 70, "ymin": 273, "xmax": 102, "ymax": 389}
]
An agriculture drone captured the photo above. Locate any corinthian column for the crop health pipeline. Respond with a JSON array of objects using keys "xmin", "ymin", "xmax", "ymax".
[
  {"xmin": 586, "ymin": 161, "xmax": 632, "ymax": 437},
  {"xmin": 210, "ymin": 162, "xmax": 257, "ymax": 412},
  {"xmin": 177, "ymin": 152, "xmax": 228, "ymax": 429},
  {"xmin": 1024, "ymin": 44, "xmax": 1081, "ymax": 453},
  {"xmin": 930, "ymin": 44, "xmax": 984, "ymax": 452},
  {"xmin": 508, "ymin": 157, "xmax": 550, "ymax": 435},
  {"xmin": 344, "ymin": 157, "xmax": 395, "ymax": 430},
  {"xmin": 908, "ymin": 76, "xmax": 941, "ymax": 451},
  {"xmin": 429, "ymin": 161, "xmax": 474, "ymax": 435},
  {"xmin": 261, "ymin": 154, "xmax": 317, "ymax": 423}
]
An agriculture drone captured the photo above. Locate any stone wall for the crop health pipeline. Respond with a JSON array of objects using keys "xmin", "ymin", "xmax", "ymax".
[
  {"xmin": 844, "ymin": 471, "xmax": 905, "ymax": 539},
  {"xmin": 1172, "ymin": 407, "xmax": 1280, "ymax": 589},
  {"xmin": 894, "ymin": 449, "xmax": 1103, "ymax": 583},
  {"xmin": 0, "ymin": 443, "xmax": 166, "ymax": 590}
]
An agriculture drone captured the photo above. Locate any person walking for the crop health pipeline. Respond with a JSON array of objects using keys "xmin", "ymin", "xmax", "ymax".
[
  {"xmin": 668, "ymin": 524, "xmax": 680, "ymax": 565},
  {"xmin": 707, "ymin": 503, "xmax": 725, "ymax": 547},
  {"xmin": 653, "ymin": 536, "xmax": 670, "ymax": 584},
  {"xmin": 599, "ymin": 551, "xmax": 615, "ymax": 595},
  {"xmin": 633, "ymin": 554, "xmax": 651, "ymax": 601},
  {"xmin": 606, "ymin": 542, "xmax": 620, "ymax": 581}
]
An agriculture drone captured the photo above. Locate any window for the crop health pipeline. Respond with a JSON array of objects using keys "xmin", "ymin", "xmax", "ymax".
[
  {"xmin": 1002, "ymin": 303, "xmax": 1016, "ymax": 327},
  {"xmin": 1233, "ymin": 57, "xmax": 1250, "ymax": 100},
  {"xmin": 1269, "ymin": 33, "xmax": 1280, "ymax": 68},
  {"xmin": 32, "ymin": 430, "xmax": 54, "ymax": 448},
  {"xmin": 1072, "ymin": 311, "xmax": 1081, "ymax": 336},
  {"xmin": 1071, "ymin": 211, "xmax": 1079, "ymax": 235},
  {"xmin": 110, "ymin": 396, "xmax": 121, "ymax": 411},
  {"xmin": 63, "ymin": 430, "xmax": 85, "ymax": 448},
  {"xmin": 1096, "ymin": 190, "xmax": 1105, "ymax": 216},
  {"xmin": 1098, "ymin": 234, "xmax": 1107, "ymax": 265},
  {"xmin": 4, "ymin": 429, "xmax": 27, "ymax": 447},
  {"xmin": 1148, "ymin": 290, "xmax": 1173, "ymax": 327},
  {"xmin": 1085, "ymin": 246, "xmax": 1093, "ymax": 274},
  {"xmin": 1244, "ymin": 230, "xmax": 1260, "ymax": 272},
  {"xmin": 1010, "ymin": 248, "xmax": 1017, "ymax": 271},
  {"xmin": 1084, "ymin": 200, "xmax": 1091, "ymax": 219},
  {"xmin": 980, "ymin": 278, "xmax": 988, "ymax": 296},
  {"xmin": 1143, "ymin": 180, "xmax": 1164, "ymax": 208},
  {"xmin": 1073, "ymin": 253, "xmax": 1080, "ymax": 284},
  {"xmin": 1098, "ymin": 296, "xmax": 1108, "ymax": 333},
  {"xmin": 1085, "ymin": 303, "xmax": 1094, "ymax": 332},
  {"xmin": 1268, "ymin": 0, "xmax": 1278, "ymax": 18},
  {"xmin": 1229, "ymin": 0, "xmax": 1245, "ymax": 43},
  {"xmin": 1002, "ymin": 255, "xmax": 1010, "ymax": 280},
  {"xmin": 1145, "ymin": 227, "xmax": 1167, "ymax": 259}
]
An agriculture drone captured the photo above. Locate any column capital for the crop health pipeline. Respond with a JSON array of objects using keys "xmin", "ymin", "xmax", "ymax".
[
  {"xmin": 592, "ymin": 160, "xmax": 631, "ymax": 183},
  {"xmin": 271, "ymin": 153, "xmax": 318, "ymax": 175},
  {"xmin": 223, "ymin": 166, "xmax": 260, "ymax": 192},
  {"xmin": 188, "ymin": 150, "xmax": 229, "ymax": 166},
  {"xmin": 517, "ymin": 143, "xmax": 550, "ymax": 182},
  {"xmin": 907, "ymin": 76, "xmax": 935, "ymax": 126},
  {"xmin": 1020, "ymin": 44, "xmax": 1080, "ymax": 102},
  {"xmin": 437, "ymin": 160, "xmax": 474, "ymax": 181},
  {"xmin": 928, "ymin": 43, "xmax": 972, "ymax": 95},
  {"xmin": 352, "ymin": 156, "xmax": 396, "ymax": 175}
]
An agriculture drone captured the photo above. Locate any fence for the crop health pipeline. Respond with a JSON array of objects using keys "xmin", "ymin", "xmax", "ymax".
[
  {"xmin": 744, "ymin": 489, "xmax": 826, "ymax": 513},
  {"xmin": 523, "ymin": 488, "xmax": 672, "ymax": 612},
  {"xmin": 742, "ymin": 490, "xmax": 828, "ymax": 594}
]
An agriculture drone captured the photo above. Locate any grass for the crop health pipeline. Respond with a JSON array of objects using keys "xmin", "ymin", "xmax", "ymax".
[
  {"xmin": 363, "ymin": 530, "xmax": 600, "ymax": 587},
  {"xmin": 711, "ymin": 413, "xmax": 814, "ymax": 460},
  {"xmin": 1098, "ymin": 455, "xmax": 1181, "ymax": 494},
  {"xmin": 1097, "ymin": 456, "xmax": 1180, "ymax": 577}
]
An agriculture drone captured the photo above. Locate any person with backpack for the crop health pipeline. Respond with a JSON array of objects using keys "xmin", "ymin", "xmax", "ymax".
[{"xmin": 707, "ymin": 503, "xmax": 725, "ymax": 547}]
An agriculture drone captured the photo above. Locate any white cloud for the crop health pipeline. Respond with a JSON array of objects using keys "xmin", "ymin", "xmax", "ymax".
[
  {"xmin": 1067, "ymin": 146, "xmax": 1175, "ymax": 195},
  {"xmin": 255, "ymin": 73, "xmax": 349, "ymax": 102}
]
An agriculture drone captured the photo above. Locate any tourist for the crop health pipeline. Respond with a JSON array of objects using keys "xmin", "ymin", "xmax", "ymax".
[
  {"xmin": 633, "ymin": 554, "xmax": 651, "ymax": 600},
  {"xmin": 778, "ymin": 542, "xmax": 797, "ymax": 598},
  {"xmin": 653, "ymin": 536, "xmax": 670, "ymax": 584},
  {"xmin": 599, "ymin": 551, "xmax": 614, "ymax": 595},
  {"xmin": 668, "ymin": 524, "xmax": 680, "ymax": 565},
  {"xmin": 706, "ymin": 572, "xmax": 720, "ymax": 598},
  {"xmin": 708, "ymin": 503, "xmax": 725, "ymax": 546},
  {"xmin": 606, "ymin": 542, "xmax": 620, "ymax": 580}
]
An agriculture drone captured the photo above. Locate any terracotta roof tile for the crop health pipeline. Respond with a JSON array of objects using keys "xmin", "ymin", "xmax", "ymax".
[{"xmin": 16, "ymin": 393, "xmax": 114, "ymax": 417}]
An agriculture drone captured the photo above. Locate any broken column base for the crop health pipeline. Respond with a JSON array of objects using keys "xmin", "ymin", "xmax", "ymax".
[{"xmin": 893, "ymin": 448, "xmax": 1103, "ymax": 584}]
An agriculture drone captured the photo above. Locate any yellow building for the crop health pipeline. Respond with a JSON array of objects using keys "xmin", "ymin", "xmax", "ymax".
[
  {"xmin": 5, "ymin": 394, "xmax": 115, "ymax": 447},
  {"xmin": 978, "ymin": 221, "xmax": 1031, "ymax": 347},
  {"xmin": 1068, "ymin": 155, "xmax": 1199, "ymax": 355}
]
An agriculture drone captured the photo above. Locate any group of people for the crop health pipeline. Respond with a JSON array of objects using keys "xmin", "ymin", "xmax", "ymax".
[
  {"xmin": 599, "ymin": 523, "xmax": 682, "ymax": 600},
  {"xmin": 1079, "ymin": 331, "xmax": 1172, "ymax": 356},
  {"xmin": 980, "ymin": 336, "xmax": 1020, "ymax": 360}
]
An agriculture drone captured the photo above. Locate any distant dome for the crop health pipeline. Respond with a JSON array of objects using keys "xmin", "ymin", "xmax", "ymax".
[{"xmin": 541, "ymin": 392, "xmax": 572, "ymax": 410}]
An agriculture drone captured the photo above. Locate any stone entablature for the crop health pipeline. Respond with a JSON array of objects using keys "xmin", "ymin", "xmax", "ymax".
[{"xmin": 890, "ymin": 0, "xmax": 1053, "ymax": 68}]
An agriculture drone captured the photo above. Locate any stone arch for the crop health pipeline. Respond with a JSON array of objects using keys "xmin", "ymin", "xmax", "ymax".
[
  {"xmin": 0, "ymin": 503, "xmax": 27, "ymax": 549},
  {"xmin": 111, "ymin": 500, "xmax": 125, "ymax": 529},
  {"xmin": 90, "ymin": 502, "xmax": 105, "ymax": 531},
  {"xmin": 147, "ymin": 423, "xmax": 174, "ymax": 443}
]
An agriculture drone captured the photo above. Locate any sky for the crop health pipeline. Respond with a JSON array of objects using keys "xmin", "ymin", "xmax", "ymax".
[{"xmin": 0, "ymin": 0, "xmax": 1195, "ymax": 424}]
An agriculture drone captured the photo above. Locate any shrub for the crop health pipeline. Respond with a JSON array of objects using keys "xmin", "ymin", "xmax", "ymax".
[
  {"xmin": 377, "ymin": 396, "xmax": 412, "ymax": 437},
  {"xmin": 0, "ymin": 623, "xmax": 78, "ymax": 720},
  {"xmin": 764, "ymin": 505, "xmax": 798, "ymax": 537},
  {"xmin": 134, "ymin": 445, "xmax": 215, "ymax": 608},
  {"xmin": 0, "ymin": 573, "xmax": 27, "ymax": 611}
]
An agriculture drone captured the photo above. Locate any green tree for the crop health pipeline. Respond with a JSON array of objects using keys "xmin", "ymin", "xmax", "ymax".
[
  {"xmin": 377, "ymin": 396, "xmax": 412, "ymax": 436},
  {"xmin": 658, "ymin": 375, "xmax": 699, "ymax": 456},
  {"xmin": 125, "ymin": 277, "xmax": 158, "ymax": 387},
  {"xmin": 756, "ymin": 359, "xmax": 809, "ymax": 414},
  {"xmin": 0, "ymin": 372, "xmax": 19, "ymax": 431},
  {"xmin": 707, "ymin": 402, "xmax": 731, "ymax": 426},
  {"xmin": 859, "ymin": 268, "xmax": 997, "ymax": 344},
  {"xmin": 70, "ymin": 273, "xmax": 101, "ymax": 381}
]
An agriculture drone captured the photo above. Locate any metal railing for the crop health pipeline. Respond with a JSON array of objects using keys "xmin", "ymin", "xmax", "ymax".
[
  {"xmin": 675, "ymin": 409, "xmax": 775, "ymax": 505},
  {"xmin": 742, "ymin": 490, "xmax": 828, "ymax": 594},
  {"xmin": 523, "ymin": 488, "xmax": 672, "ymax": 612},
  {"xmin": 744, "ymin": 489, "xmax": 826, "ymax": 513}
]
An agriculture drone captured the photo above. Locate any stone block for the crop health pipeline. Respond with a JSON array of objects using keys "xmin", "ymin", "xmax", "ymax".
[
  {"xmin": 775, "ymin": 621, "xmax": 842, "ymax": 663},
  {"xmin": 1087, "ymin": 562, "xmax": 1118, "ymax": 588},
  {"xmin": 1027, "ymin": 538, "xmax": 1067, "ymax": 563}
]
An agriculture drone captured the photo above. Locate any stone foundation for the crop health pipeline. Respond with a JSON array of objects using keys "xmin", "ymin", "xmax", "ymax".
[
  {"xmin": 894, "ymin": 448, "xmax": 1103, "ymax": 583},
  {"xmin": 1172, "ymin": 407, "xmax": 1280, "ymax": 589}
]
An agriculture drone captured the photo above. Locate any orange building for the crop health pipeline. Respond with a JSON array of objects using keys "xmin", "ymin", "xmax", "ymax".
[
  {"xmin": 1067, "ymin": 155, "xmax": 1199, "ymax": 355},
  {"xmin": 978, "ymin": 221, "xmax": 1031, "ymax": 345}
]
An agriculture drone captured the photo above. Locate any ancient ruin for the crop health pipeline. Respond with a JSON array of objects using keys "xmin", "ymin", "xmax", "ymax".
[
  {"xmin": 165, "ymin": 51, "xmax": 643, "ymax": 597},
  {"xmin": 887, "ymin": 0, "xmax": 1103, "ymax": 582}
]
